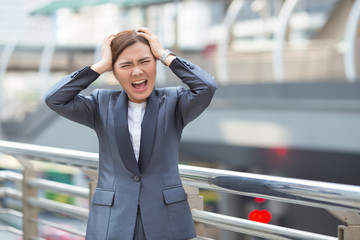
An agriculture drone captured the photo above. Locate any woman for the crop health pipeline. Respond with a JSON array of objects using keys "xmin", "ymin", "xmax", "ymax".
[{"xmin": 44, "ymin": 27, "xmax": 216, "ymax": 240}]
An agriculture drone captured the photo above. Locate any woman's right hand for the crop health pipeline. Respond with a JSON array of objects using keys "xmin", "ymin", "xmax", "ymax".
[{"xmin": 91, "ymin": 34, "xmax": 115, "ymax": 74}]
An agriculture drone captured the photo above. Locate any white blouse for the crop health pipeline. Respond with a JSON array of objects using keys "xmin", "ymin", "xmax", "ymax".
[{"xmin": 127, "ymin": 101, "xmax": 147, "ymax": 162}]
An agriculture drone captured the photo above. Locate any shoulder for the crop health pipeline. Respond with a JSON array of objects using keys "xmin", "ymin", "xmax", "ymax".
[
  {"xmin": 155, "ymin": 87, "xmax": 184, "ymax": 98},
  {"xmin": 90, "ymin": 88, "xmax": 118, "ymax": 96},
  {"xmin": 94, "ymin": 88, "xmax": 119, "ymax": 95},
  {"xmin": 90, "ymin": 88, "xmax": 122, "ymax": 102}
]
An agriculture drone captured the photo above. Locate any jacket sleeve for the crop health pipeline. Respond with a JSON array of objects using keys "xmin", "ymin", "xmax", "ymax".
[
  {"xmin": 169, "ymin": 56, "xmax": 217, "ymax": 127},
  {"xmin": 43, "ymin": 66, "xmax": 100, "ymax": 129}
]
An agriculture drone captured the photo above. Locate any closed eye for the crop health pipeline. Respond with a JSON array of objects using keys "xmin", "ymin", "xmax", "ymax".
[
  {"xmin": 138, "ymin": 57, "xmax": 152, "ymax": 64},
  {"xmin": 140, "ymin": 60, "xmax": 151, "ymax": 64},
  {"xmin": 120, "ymin": 64, "xmax": 131, "ymax": 68}
]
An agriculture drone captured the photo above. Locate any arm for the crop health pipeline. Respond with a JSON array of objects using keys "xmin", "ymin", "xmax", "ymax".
[
  {"xmin": 44, "ymin": 67, "xmax": 100, "ymax": 128},
  {"xmin": 44, "ymin": 34, "xmax": 115, "ymax": 128},
  {"xmin": 170, "ymin": 57, "xmax": 217, "ymax": 127},
  {"xmin": 136, "ymin": 27, "xmax": 217, "ymax": 126}
]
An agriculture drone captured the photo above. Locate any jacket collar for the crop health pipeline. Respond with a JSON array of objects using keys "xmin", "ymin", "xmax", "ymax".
[
  {"xmin": 114, "ymin": 90, "xmax": 159, "ymax": 176},
  {"xmin": 138, "ymin": 90, "xmax": 159, "ymax": 173}
]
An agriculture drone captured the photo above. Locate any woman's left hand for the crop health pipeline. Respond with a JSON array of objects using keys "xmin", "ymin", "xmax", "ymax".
[{"xmin": 136, "ymin": 27, "xmax": 165, "ymax": 60}]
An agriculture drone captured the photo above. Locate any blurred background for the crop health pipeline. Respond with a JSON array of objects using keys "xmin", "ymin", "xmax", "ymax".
[{"xmin": 0, "ymin": 0, "xmax": 360, "ymax": 239}]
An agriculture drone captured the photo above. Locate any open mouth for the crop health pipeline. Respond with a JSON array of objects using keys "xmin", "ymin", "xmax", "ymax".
[{"xmin": 131, "ymin": 79, "xmax": 148, "ymax": 92}]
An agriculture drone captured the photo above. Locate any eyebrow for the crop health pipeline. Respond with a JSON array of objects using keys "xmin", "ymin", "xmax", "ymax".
[
  {"xmin": 118, "ymin": 61, "xmax": 131, "ymax": 66},
  {"xmin": 118, "ymin": 57, "xmax": 152, "ymax": 66}
]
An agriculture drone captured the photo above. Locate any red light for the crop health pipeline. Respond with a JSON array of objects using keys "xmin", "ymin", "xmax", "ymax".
[
  {"xmin": 254, "ymin": 197, "xmax": 266, "ymax": 203},
  {"xmin": 273, "ymin": 147, "xmax": 288, "ymax": 157},
  {"xmin": 249, "ymin": 209, "xmax": 271, "ymax": 223}
]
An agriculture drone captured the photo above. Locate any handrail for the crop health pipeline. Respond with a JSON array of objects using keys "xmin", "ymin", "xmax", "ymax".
[
  {"xmin": 0, "ymin": 171, "xmax": 89, "ymax": 198},
  {"xmin": 180, "ymin": 165, "xmax": 360, "ymax": 213},
  {"xmin": 0, "ymin": 171, "xmax": 337, "ymax": 240},
  {"xmin": 0, "ymin": 226, "xmax": 23, "ymax": 236},
  {"xmin": 1, "ymin": 140, "xmax": 359, "ymax": 239},
  {"xmin": 28, "ymin": 178, "xmax": 89, "ymax": 198},
  {"xmin": 0, "ymin": 208, "xmax": 23, "ymax": 218},
  {"xmin": 0, "ymin": 140, "xmax": 98, "ymax": 169},
  {"xmin": 0, "ymin": 187, "xmax": 22, "ymax": 199},
  {"xmin": 33, "ymin": 218, "xmax": 85, "ymax": 237},
  {"xmin": 191, "ymin": 209, "xmax": 336, "ymax": 240},
  {"xmin": 1, "ymin": 140, "xmax": 360, "ymax": 214},
  {"xmin": 0, "ymin": 170, "xmax": 22, "ymax": 182},
  {"xmin": 27, "ymin": 197, "xmax": 89, "ymax": 220}
]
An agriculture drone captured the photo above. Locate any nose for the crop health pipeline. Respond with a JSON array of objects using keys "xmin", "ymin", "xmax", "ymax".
[{"xmin": 132, "ymin": 66, "xmax": 143, "ymax": 76}]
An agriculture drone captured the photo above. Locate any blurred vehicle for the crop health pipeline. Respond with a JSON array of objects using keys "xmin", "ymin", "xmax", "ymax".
[{"xmin": 41, "ymin": 226, "xmax": 84, "ymax": 240}]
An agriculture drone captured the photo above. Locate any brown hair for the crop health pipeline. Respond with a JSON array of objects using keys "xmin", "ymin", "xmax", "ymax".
[{"xmin": 111, "ymin": 30, "xmax": 151, "ymax": 66}]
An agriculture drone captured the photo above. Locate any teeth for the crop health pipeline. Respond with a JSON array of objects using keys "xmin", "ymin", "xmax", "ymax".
[{"xmin": 133, "ymin": 79, "xmax": 146, "ymax": 85}]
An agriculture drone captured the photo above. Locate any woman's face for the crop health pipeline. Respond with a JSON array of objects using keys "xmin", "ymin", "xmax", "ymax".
[{"xmin": 113, "ymin": 42, "xmax": 156, "ymax": 103}]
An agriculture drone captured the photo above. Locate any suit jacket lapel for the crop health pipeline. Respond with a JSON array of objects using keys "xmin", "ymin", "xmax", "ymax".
[
  {"xmin": 114, "ymin": 91, "xmax": 141, "ymax": 176},
  {"xmin": 138, "ymin": 90, "xmax": 159, "ymax": 173}
]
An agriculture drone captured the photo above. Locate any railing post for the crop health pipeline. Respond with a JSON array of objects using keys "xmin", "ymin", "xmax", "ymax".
[
  {"xmin": 184, "ymin": 186, "xmax": 204, "ymax": 236},
  {"xmin": 338, "ymin": 225, "xmax": 360, "ymax": 240},
  {"xmin": 329, "ymin": 210, "xmax": 360, "ymax": 240},
  {"xmin": 17, "ymin": 158, "xmax": 38, "ymax": 240},
  {"xmin": 82, "ymin": 169, "xmax": 98, "ymax": 206}
]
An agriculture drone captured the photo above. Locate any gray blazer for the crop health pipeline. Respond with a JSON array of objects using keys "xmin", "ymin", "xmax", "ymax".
[{"xmin": 44, "ymin": 57, "xmax": 216, "ymax": 240}]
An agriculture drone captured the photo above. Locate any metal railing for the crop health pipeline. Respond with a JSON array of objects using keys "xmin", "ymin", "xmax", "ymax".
[{"xmin": 0, "ymin": 140, "xmax": 359, "ymax": 240}]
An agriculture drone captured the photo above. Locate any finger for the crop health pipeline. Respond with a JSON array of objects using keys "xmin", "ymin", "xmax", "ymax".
[
  {"xmin": 136, "ymin": 27, "xmax": 154, "ymax": 37},
  {"xmin": 107, "ymin": 35, "xmax": 115, "ymax": 41},
  {"xmin": 136, "ymin": 27, "xmax": 149, "ymax": 33},
  {"xmin": 136, "ymin": 31, "xmax": 151, "ymax": 41},
  {"xmin": 102, "ymin": 35, "xmax": 115, "ymax": 45},
  {"xmin": 104, "ymin": 34, "xmax": 114, "ymax": 40},
  {"xmin": 108, "ymin": 35, "xmax": 115, "ymax": 43}
]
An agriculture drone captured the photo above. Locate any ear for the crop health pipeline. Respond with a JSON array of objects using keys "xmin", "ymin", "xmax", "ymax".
[{"xmin": 112, "ymin": 70, "xmax": 118, "ymax": 81}]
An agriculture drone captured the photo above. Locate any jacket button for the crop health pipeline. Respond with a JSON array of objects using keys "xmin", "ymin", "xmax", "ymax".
[{"xmin": 133, "ymin": 176, "xmax": 141, "ymax": 182}]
